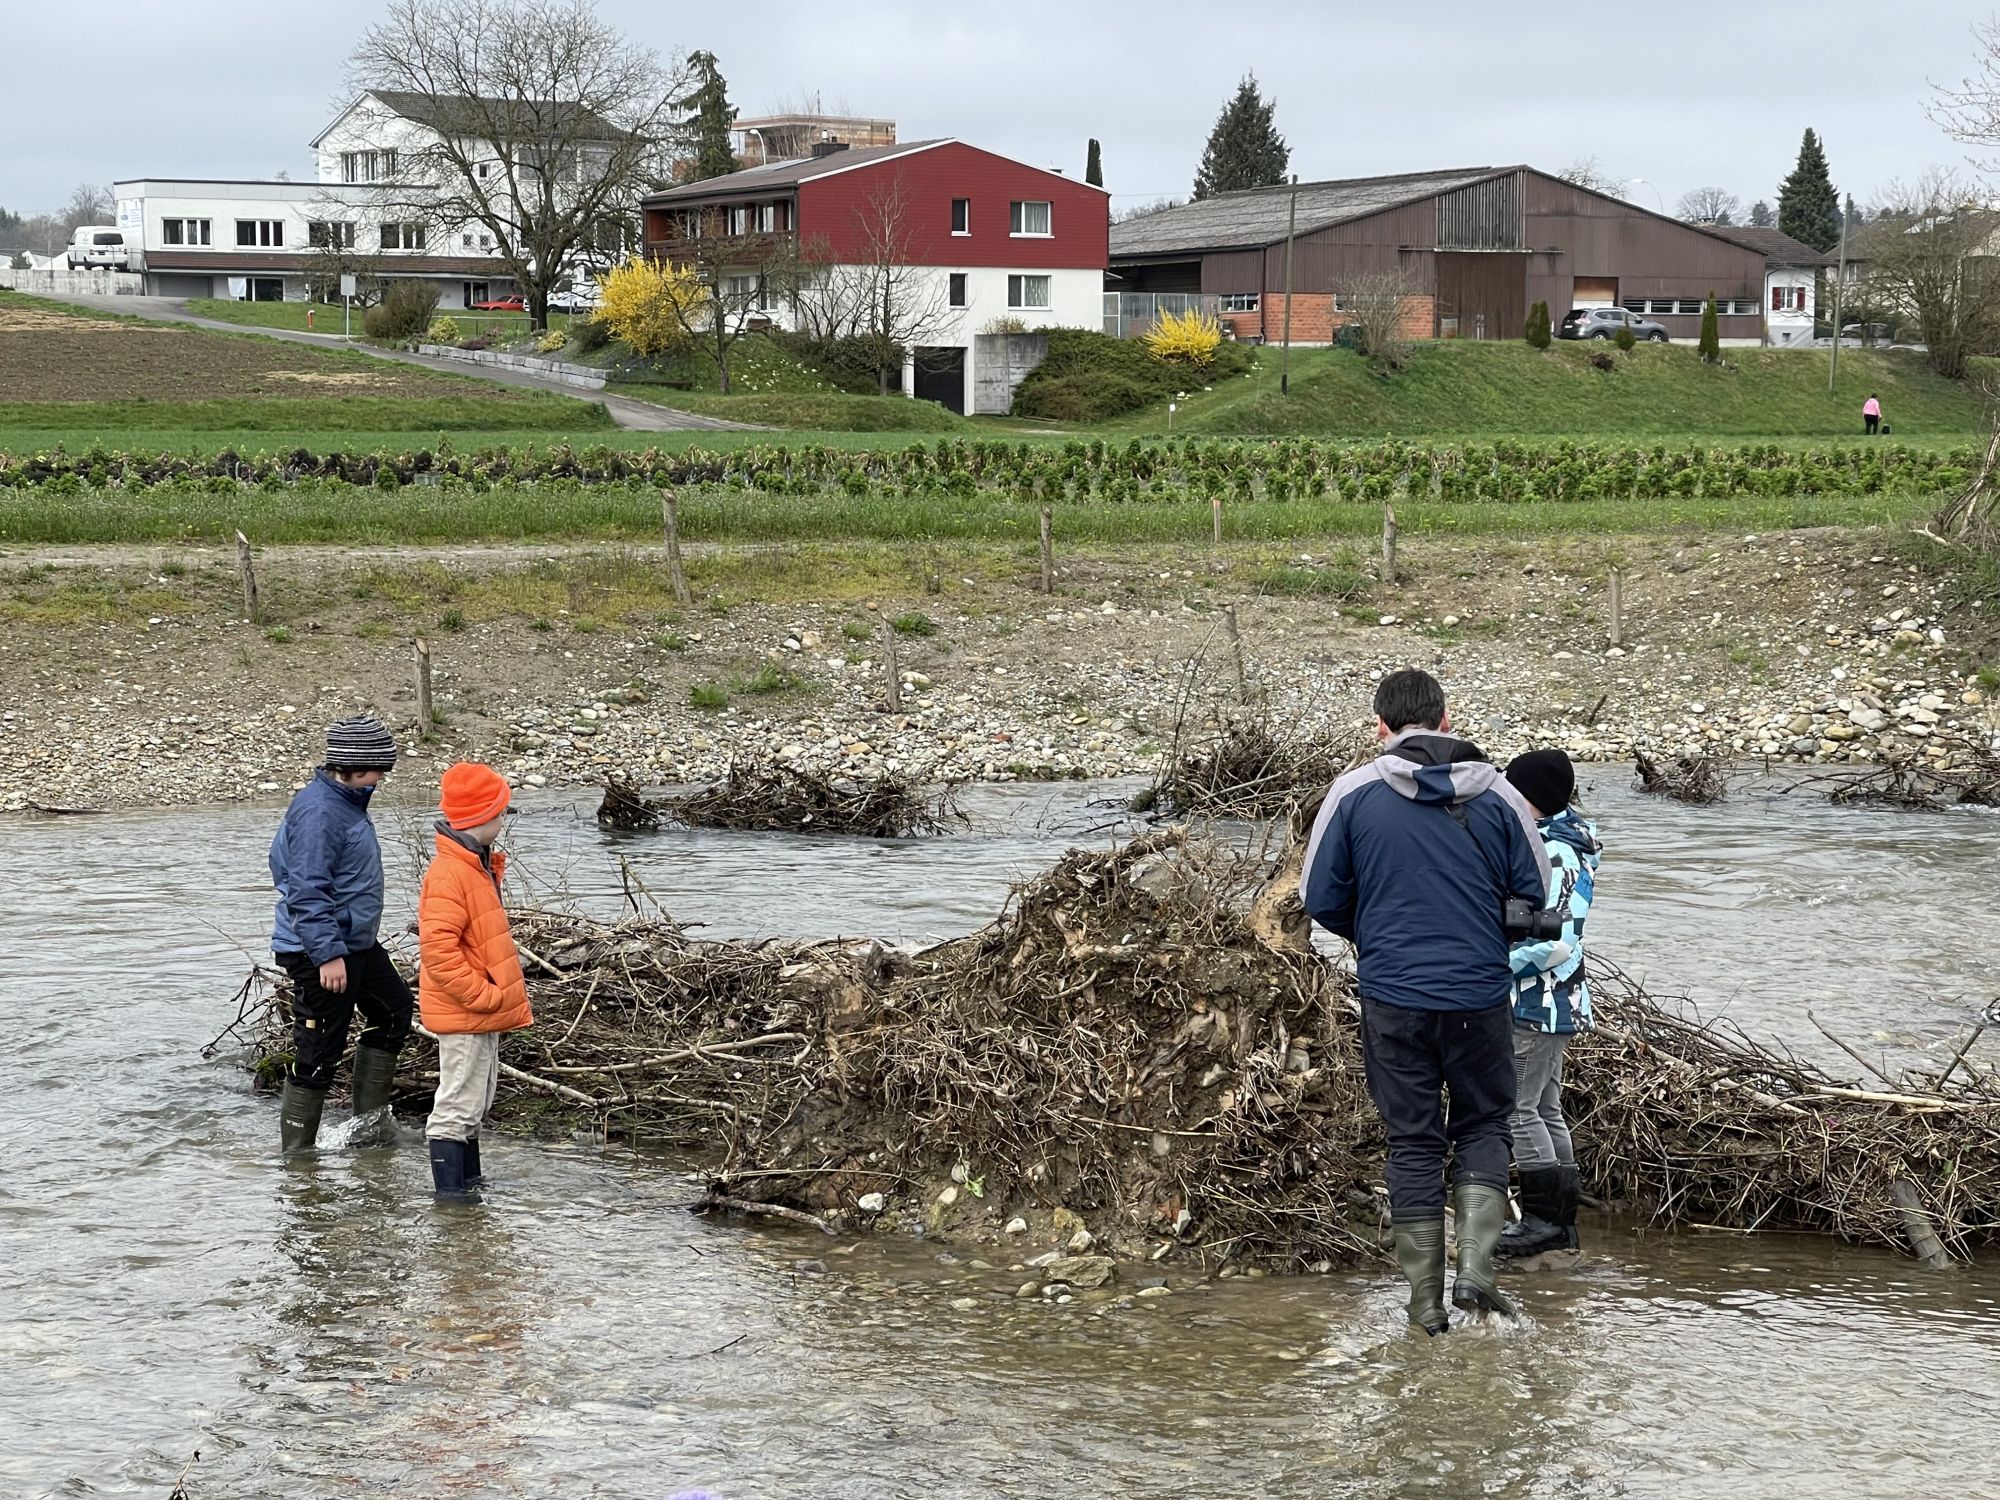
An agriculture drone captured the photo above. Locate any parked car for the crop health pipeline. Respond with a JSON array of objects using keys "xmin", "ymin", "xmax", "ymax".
[
  {"xmin": 1558, "ymin": 306, "xmax": 1670, "ymax": 342},
  {"xmin": 470, "ymin": 296, "xmax": 526, "ymax": 311},
  {"xmin": 546, "ymin": 278, "xmax": 602, "ymax": 315},
  {"xmin": 66, "ymin": 226, "xmax": 132, "ymax": 271}
]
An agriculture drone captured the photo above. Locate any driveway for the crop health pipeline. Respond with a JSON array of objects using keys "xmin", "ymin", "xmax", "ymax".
[{"xmin": 44, "ymin": 294, "xmax": 757, "ymax": 433}]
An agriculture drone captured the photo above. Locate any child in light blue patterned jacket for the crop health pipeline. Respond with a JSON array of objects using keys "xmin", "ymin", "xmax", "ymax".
[{"xmin": 1497, "ymin": 749, "xmax": 1602, "ymax": 1258}]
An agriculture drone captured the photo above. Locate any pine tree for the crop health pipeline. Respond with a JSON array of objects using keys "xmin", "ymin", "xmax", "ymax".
[
  {"xmin": 1748, "ymin": 199, "xmax": 1774, "ymax": 227},
  {"xmin": 1524, "ymin": 300, "xmax": 1551, "ymax": 348},
  {"xmin": 1842, "ymin": 193, "xmax": 1865, "ymax": 234},
  {"xmin": 1777, "ymin": 128, "xmax": 1840, "ymax": 253},
  {"xmin": 1085, "ymin": 138, "xmax": 1103, "ymax": 188},
  {"xmin": 1698, "ymin": 293, "xmax": 1721, "ymax": 363},
  {"xmin": 1192, "ymin": 75, "xmax": 1289, "ymax": 200},
  {"xmin": 679, "ymin": 51, "xmax": 737, "ymax": 182}
]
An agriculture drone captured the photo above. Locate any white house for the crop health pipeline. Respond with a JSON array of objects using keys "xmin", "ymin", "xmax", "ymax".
[
  {"xmin": 1705, "ymin": 227, "xmax": 1835, "ymax": 346},
  {"xmin": 112, "ymin": 88, "xmax": 635, "ymax": 306}
]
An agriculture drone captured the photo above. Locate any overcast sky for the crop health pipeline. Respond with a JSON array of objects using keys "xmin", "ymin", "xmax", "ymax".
[{"xmin": 2, "ymin": 0, "xmax": 1991, "ymax": 215}]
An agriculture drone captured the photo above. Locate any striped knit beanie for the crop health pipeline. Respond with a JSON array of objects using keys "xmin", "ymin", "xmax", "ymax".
[{"xmin": 324, "ymin": 714, "xmax": 399, "ymax": 771}]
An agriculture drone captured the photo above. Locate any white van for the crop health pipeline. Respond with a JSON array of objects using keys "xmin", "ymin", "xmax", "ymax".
[{"xmin": 67, "ymin": 226, "xmax": 132, "ymax": 271}]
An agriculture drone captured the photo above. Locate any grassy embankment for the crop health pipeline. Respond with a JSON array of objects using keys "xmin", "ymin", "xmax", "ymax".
[{"xmin": 184, "ymin": 297, "xmax": 563, "ymax": 343}]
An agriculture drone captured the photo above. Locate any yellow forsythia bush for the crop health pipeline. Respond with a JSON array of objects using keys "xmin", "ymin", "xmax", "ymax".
[
  {"xmin": 535, "ymin": 327, "xmax": 569, "ymax": 354},
  {"xmin": 1143, "ymin": 307, "xmax": 1223, "ymax": 367},
  {"xmin": 424, "ymin": 315, "xmax": 460, "ymax": 344},
  {"xmin": 595, "ymin": 255, "xmax": 705, "ymax": 359}
]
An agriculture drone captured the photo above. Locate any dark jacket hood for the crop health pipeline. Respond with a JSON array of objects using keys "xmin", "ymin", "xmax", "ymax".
[{"xmin": 1376, "ymin": 729, "xmax": 1501, "ymax": 806}]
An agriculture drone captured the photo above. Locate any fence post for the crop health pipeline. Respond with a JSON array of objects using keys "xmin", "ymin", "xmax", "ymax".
[
  {"xmin": 1380, "ymin": 504, "xmax": 1398, "ymax": 584},
  {"xmin": 1224, "ymin": 603, "xmax": 1250, "ymax": 704},
  {"xmin": 1211, "ymin": 494, "xmax": 1223, "ymax": 546},
  {"xmin": 414, "ymin": 637, "xmax": 435, "ymax": 739},
  {"xmin": 235, "ymin": 530, "xmax": 262, "ymax": 623},
  {"xmin": 1609, "ymin": 567, "xmax": 1624, "ymax": 647},
  {"xmin": 660, "ymin": 489, "xmax": 693, "ymax": 607},
  {"xmin": 877, "ymin": 614, "xmax": 903, "ymax": 713},
  {"xmin": 1039, "ymin": 505, "xmax": 1054, "ymax": 594}
]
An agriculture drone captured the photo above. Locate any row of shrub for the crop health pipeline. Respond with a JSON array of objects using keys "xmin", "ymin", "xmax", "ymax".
[
  {"xmin": 1012, "ymin": 329, "xmax": 1257, "ymax": 423},
  {"xmin": 0, "ymin": 436, "xmax": 1975, "ymax": 503}
]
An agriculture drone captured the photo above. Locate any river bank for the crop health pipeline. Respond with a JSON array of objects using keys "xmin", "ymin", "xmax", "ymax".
[{"xmin": 2, "ymin": 527, "xmax": 1994, "ymax": 814}]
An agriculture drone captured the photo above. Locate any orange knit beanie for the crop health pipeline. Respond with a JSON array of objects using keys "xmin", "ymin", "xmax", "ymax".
[{"xmin": 440, "ymin": 761, "xmax": 512, "ymax": 830}]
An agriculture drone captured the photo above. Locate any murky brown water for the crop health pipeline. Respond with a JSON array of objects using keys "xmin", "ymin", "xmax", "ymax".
[{"xmin": 5, "ymin": 778, "xmax": 1998, "ymax": 1498}]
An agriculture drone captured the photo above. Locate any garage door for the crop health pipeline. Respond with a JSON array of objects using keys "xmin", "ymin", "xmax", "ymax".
[
  {"xmin": 1573, "ymin": 276, "xmax": 1618, "ymax": 309},
  {"xmin": 913, "ymin": 347, "xmax": 967, "ymax": 414},
  {"xmin": 151, "ymin": 273, "xmax": 214, "ymax": 298}
]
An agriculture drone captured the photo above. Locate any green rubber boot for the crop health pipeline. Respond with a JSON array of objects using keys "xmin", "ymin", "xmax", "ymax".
[
  {"xmin": 348, "ymin": 1045, "xmax": 401, "ymax": 1147},
  {"xmin": 279, "ymin": 1080, "xmax": 327, "ymax": 1156},
  {"xmin": 1392, "ymin": 1219, "xmax": 1450, "ymax": 1336},
  {"xmin": 1451, "ymin": 1180, "xmax": 1519, "ymax": 1318}
]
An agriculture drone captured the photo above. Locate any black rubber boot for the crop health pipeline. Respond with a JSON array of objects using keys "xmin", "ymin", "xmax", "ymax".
[
  {"xmin": 1391, "ymin": 1219, "xmax": 1450, "ymax": 1336},
  {"xmin": 349, "ymin": 1045, "xmax": 400, "ymax": 1146},
  {"xmin": 1451, "ymin": 1180, "xmax": 1519, "ymax": 1318},
  {"xmin": 1556, "ymin": 1165, "xmax": 1583, "ymax": 1252},
  {"xmin": 429, "ymin": 1138, "xmax": 475, "ymax": 1199},
  {"xmin": 1497, "ymin": 1167, "xmax": 1568, "ymax": 1258},
  {"xmin": 463, "ymin": 1135, "xmax": 483, "ymax": 1185},
  {"xmin": 279, "ymin": 1080, "xmax": 326, "ymax": 1155}
]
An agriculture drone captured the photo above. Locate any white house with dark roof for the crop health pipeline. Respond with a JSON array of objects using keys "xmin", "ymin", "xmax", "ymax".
[{"xmin": 1697, "ymin": 226, "xmax": 1835, "ymax": 346}]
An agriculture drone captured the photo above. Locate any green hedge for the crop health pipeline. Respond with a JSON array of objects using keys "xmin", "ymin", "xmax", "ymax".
[{"xmin": 1013, "ymin": 329, "xmax": 1256, "ymax": 422}]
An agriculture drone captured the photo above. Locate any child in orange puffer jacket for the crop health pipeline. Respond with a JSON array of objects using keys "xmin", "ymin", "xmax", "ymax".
[{"xmin": 418, "ymin": 761, "xmax": 533, "ymax": 1197}]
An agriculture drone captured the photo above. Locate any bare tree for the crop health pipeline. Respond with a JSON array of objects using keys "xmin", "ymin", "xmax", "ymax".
[
  {"xmin": 1557, "ymin": 157, "xmax": 1624, "ymax": 196},
  {"xmin": 652, "ymin": 217, "xmax": 807, "ymax": 391},
  {"xmin": 346, "ymin": 0, "xmax": 690, "ymax": 328},
  {"xmin": 1676, "ymin": 186, "xmax": 1742, "ymax": 225},
  {"xmin": 793, "ymin": 175, "xmax": 961, "ymax": 394},
  {"xmin": 1931, "ymin": 17, "xmax": 2000, "ymax": 169},
  {"xmin": 1339, "ymin": 267, "xmax": 1424, "ymax": 369},
  {"xmin": 1853, "ymin": 168, "xmax": 2000, "ymax": 378},
  {"xmin": 1113, "ymin": 196, "xmax": 1185, "ymax": 223},
  {"xmin": 59, "ymin": 184, "xmax": 112, "ymax": 234}
]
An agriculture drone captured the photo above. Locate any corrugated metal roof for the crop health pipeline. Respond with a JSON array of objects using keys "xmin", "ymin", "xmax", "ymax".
[
  {"xmin": 1697, "ymin": 226, "xmax": 1836, "ymax": 266},
  {"xmin": 1110, "ymin": 167, "xmax": 1505, "ymax": 258},
  {"xmin": 643, "ymin": 141, "xmax": 951, "ymax": 203}
]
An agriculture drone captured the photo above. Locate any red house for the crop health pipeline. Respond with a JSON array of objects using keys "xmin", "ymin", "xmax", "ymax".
[{"xmin": 641, "ymin": 139, "xmax": 1109, "ymax": 412}]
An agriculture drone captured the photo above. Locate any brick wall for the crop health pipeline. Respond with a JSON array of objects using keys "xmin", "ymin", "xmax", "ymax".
[{"xmin": 1253, "ymin": 293, "xmax": 1437, "ymax": 344}]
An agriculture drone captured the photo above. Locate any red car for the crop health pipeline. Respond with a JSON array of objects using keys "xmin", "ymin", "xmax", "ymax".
[{"xmin": 470, "ymin": 296, "xmax": 526, "ymax": 311}]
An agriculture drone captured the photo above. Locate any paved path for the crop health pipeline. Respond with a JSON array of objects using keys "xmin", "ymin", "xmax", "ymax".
[{"xmin": 47, "ymin": 294, "xmax": 756, "ymax": 433}]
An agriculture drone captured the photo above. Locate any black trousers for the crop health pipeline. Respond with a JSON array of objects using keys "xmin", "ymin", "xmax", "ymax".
[
  {"xmin": 1865, "ymin": 414, "xmax": 1880, "ymax": 435},
  {"xmin": 1360, "ymin": 996, "xmax": 1517, "ymax": 1219},
  {"xmin": 277, "ymin": 944, "xmax": 415, "ymax": 1092}
]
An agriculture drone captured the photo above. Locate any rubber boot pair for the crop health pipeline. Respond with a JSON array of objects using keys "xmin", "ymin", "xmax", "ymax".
[
  {"xmin": 1498, "ymin": 1166, "xmax": 1581, "ymax": 1258},
  {"xmin": 429, "ymin": 1136, "xmax": 484, "ymax": 1199}
]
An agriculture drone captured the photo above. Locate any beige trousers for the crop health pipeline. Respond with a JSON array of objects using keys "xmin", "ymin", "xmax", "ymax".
[{"xmin": 427, "ymin": 1032, "xmax": 500, "ymax": 1141}]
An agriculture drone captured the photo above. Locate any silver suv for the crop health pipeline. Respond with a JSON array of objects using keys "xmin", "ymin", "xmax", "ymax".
[{"xmin": 1559, "ymin": 306, "xmax": 1670, "ymax": 342}]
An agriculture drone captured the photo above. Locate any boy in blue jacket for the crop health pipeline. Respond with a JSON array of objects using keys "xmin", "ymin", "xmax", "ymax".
[
  {"xmin": 1300, "ymin": 670, "xmax": 1550, "ymax": 1333},
  {"xmin": 269, "ymin": 715, "xmax": 414, "ymax": 1154},
  {"xmin": 1497, "ymin": 749, "xmax": 1601, "ymax": 1258}
]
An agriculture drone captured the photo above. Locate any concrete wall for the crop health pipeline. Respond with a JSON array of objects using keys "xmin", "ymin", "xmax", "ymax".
[
  {"xmin": 413, "ymin": 343, "xmax": 607, "ymax": 389},
  {"xmin": 0, "ymin": 267, "xmax": 144, "ymax": 296},
  {"xmin": 971, "ymin": 332, "xmax": 1048, "ymax": 414}
]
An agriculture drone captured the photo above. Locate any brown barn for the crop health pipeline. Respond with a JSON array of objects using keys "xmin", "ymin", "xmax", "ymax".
[{"xmin": 1108, "ymin": 165, "xmax": 1768, "ymax": 344}]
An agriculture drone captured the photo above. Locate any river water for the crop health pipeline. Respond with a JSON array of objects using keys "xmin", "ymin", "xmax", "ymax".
[{"xmin": 5, "ymin": 776, "xmax": 1999, "ymax": 1499}]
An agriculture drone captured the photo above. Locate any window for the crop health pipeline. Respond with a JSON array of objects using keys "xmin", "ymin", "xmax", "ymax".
[
  {"xmin": 728, "ymin": 206, "xmax": 751, "ymax": 236},
  {"xmin": 235, "ymin": 219, "xmax": 283, "ymax": 247},
  {"xmin": 161, "ymin": 217, "xmax": 211, "ymax": 247},
  {"xmin": 340, "ymin": 149, "xmax": 398, "ymax": 183},
  {"xmin": 723, "ymin": 273, "xmax": 771, "ymax": 310},
  {"xmin": 308, "ymin": 221, "xmax": 356, "ymax": 250},
  {"xmin": 948, "ymin": 272, "xmax": 967, "ymax": 308},
  {"xmin": 1771, "ymin": 287, "xmax": 1805, "ymax": 313},
  {"xmin": 380, "ymin": 222, "xmax": 426, "ymax": 250},
  {"xmin": 757, "ymin": 203, "xmax": 778, "ymax": 233},
  {"xmin": 1677, "ymin": 298, "xmax": 1705, "ymax": 315},
  {"xmin": 1007, "ymin": 273, "xmax": 1050, "ymax": 309},
  {"xmin": 951, "ymin": 198, "xmax": 970, "ymax": 235},
  {"xmin": 1218, "ymin": 293, "xmax": 1260, "ymax": 312},
  {"xmin": 1009, "ymin": 200, "xmax": 1051, "ymax": 236}
]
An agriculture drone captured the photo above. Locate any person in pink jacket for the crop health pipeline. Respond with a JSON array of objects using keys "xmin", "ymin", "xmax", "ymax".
[{"xmin": 1863, "ymin": 394, "xmax": 1882, "ymax": 435}]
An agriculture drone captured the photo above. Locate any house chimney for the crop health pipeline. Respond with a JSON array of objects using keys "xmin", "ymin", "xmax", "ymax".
[{"xmin": 810, "ymin": 139, "xmax": 850, "ymax": 159}]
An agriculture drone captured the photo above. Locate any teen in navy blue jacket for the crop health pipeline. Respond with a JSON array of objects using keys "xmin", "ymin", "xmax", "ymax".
[
  {"xmin": 269, "ymin": 716, "xmax": 413, "ymax": 1155},
  {"xmin": 1300, "ymin": 670, "xmax": 1548, "ymax": 1333}
]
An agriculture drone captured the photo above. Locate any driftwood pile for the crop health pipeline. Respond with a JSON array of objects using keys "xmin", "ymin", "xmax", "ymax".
[
  {"xmin": 1138, "ymin": 720, "xmax": 1370, "ymax": 820},
  {"xmin": 1634, "ymin": 751, "xmax": 1729, "ymax": 805},
  {"xmin": 211, "ymin": 833, "xmax": 2000, "ymax": 1267},
  {"xmin": 1802, "ymin": 747, "xmax": 2000, "ymax": 812},
  {"xmin": 596, "ymin": 766, "xmax": 961, "ymax": 838}
]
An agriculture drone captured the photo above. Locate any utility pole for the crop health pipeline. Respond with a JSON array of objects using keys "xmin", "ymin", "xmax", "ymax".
[
  {"xmin": 1827, "ymin": 211, "xmax": 1848, "ymax": 396},
  {"xmin": 1280, "ymin": 175, "xmax": 1299, "ymax": 395}
]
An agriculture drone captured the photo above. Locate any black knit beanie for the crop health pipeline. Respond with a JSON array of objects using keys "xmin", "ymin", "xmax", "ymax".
[
  {"xmin": 325, "ymin": 714, "xmax": 399, "ymax": 771},
  {"xmin": 1505, "ymin": 748, "xmax": 1574, "ymax": 816}
]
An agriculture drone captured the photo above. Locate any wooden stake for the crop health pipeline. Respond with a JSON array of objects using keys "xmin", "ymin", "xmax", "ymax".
[
  {"xmin": 1380, "ymin": 504, "xmax": 1398, "ymax": 584},
  {"xmin": 877, "ymin": 614, "xmax": 903, "ymax": 713},
  {"xmin": 1211, "ymin": 494, "xmax": 1223, "ymax": 546},
  {"xmin": 414, "ymin": 637, "xmax": 435, "ymax": 739},
  {"xmin": 660, "ymin": 489, "xmax": 693, "ymax": 607},
  {"xmin": 1038, "ymin": 505, "xmax": 1054, "ymax": 594},
  {"xmin": 235, "ymin": 530, "xmax": 261, "ymax": 623},
  {"xmin": 1224, "ymin": 603, "xmax": 1249, "ymax": 703},
  {"xmin": 1609, "ymin": 567, "xmax": 1625, "ymax": 647},
  {"xmin": 1891, "ymin": 1178, "xmax": 1952, "ymax": 1270}
]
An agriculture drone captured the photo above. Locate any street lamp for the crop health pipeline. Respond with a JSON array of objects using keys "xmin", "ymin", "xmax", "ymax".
[
  {"xmin": 1627, "ymin": 178, "xmax": 1665, "ymax": 213},
  {"xmin": 741, "ymin": 126, "xmax": 770, "ymax": 165}
]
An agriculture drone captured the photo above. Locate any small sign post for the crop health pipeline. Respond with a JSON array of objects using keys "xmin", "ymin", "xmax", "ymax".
[{"xmin": 340, "ymin": 273, "xmax": 357, "ymax": 337}]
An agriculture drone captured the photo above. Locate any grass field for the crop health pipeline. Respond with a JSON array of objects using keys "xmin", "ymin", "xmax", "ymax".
[
  {"xmin": 1137, "ymin": 341, "xmax": 1990, "ymax": 439},
  {"xmin": 0, "ymin": 480, "xmax": 1933, "ymax": 548}
]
